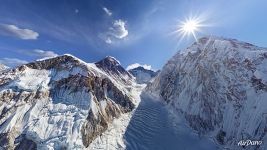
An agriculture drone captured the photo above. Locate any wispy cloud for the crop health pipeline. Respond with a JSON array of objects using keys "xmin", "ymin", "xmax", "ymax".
[
  {"xmin": 105, "ymin": 37, "xmax": 112, "ymax": 44},
  {"xmin": 103, "ymin": 7, "xmax": 112, "ymax": 16},
  {"xmin": 0, "ymin": 24, "xmax": 39, "ymax": 40},
  {"xmin": 25, "ymin": 49, "xmax": 58, "ymax": 58},
  {"xmin": 126, "ymin": 63, "xmax": 152, "ymax": 70},
  {"xmin": 102, "ymin": 19, "xmax": 129, "ymax": 44},
  {"xmin": 0, "ymin": 58, "xmax": 28, "ymax": 67}
]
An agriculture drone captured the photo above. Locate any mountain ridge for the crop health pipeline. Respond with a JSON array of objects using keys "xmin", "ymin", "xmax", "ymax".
[{"xmin": 145, "ymin": 36, "xmax": 267, "ymax": 149}]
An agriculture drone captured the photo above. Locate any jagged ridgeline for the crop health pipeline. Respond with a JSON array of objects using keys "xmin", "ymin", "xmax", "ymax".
[{"xmin": 0, "ymin": 54, "xmax": 135, "ymax": 149}]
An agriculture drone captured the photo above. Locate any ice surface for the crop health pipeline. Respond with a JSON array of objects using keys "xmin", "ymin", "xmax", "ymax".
[{"xmin": 89, "ymin": 85, "xmax": 217, "ymax": 150}]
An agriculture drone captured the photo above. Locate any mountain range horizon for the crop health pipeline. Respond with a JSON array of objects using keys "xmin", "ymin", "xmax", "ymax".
[{"xmin": 1, "ymin": 36, "xmax": 267, "ymax": 149}]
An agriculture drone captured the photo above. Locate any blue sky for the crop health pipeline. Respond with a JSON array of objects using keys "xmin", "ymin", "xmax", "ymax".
[{"xmin": 0, "ymin": 0, "xmax": 266, "ymax": 70}]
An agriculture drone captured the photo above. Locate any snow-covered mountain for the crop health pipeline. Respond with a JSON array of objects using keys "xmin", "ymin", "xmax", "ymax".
[
  {"xmin": 128, "ymin": 66, "xmax": 159, "ymax": 84},
  {"xmin": 0, "ymin": 54, "xmax": 135, "ymax": 149},
  {"xmin": 145, "ymin": 36, "xmax": 267, "ymax": 149},
  {"xmin": 95, "ymin": 56, "xmax": 135, "ymax": 86},
  {"xmin": 0, "ymin": 64, "xmax": 8, "ymax": 72}
]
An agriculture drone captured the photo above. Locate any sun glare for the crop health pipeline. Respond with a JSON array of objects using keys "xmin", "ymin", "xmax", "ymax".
[
  {"xmin": 172, "ymin": 16, "xmax": 207, "ymax": 42},
  {"xmin": 182, "ymin": 20, "xmax": 198, "ymax": 33}
]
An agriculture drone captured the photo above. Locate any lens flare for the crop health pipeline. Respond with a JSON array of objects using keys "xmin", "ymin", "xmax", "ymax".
[
  {"xmin": 171, "ymin": 16, "xmax": 207, "ymax": 42},
  {"xmin": 181, "ymin": 20, "xmax": 198, "ymax": 33}
]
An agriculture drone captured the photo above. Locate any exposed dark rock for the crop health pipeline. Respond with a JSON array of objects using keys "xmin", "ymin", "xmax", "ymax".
[
  {"xmin": 95, "ymin": 56, "xmax": 134, "ymax": 85},
  {"xmin": 216, "ymin": 130, "xmax": 226, "ymax": 145},
  {"xmin": 26, "ymin": 54, "xmax": 81, "ymax": 70},
  {"xmin": 14, "ymin": 134, "xmax": 37, "ymax": 150},
  {"xmin": 251, "ymin": 75, "xmax": 267, "ymax": 92}
]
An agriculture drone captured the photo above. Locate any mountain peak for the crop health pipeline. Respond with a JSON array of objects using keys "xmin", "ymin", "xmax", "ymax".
[
  {"xmin": 0, "ymin": 54, "xmax": 135, "ymax": 149},
  {"xmin": 102, "ymin": 56, "xmax": 121, "ymax": 65},
  {"xmin": 131, "ymin": 66, "xmax": 151, "ymax": 71},
  {"xmin": 129, "ymin": 66, "xmax": 158, "ymax": 84},
  {"xmin": 179, "ymin": 36, "xmax": 263, "ymax": 56},
  {"xmin": 146, "ymin": 36, "xmax": 267, "ymax": 149},
  {"xmin": 95, "ymin": 56, "xmax": 122, "ymax": 68},
  {"xmin": 197, "ymin": 36, "xmax": 257, "ymax": 48},
  {"xmin": 95, "ymin": 56, "xmax": 134, "ymax": 84},
  {"xmin": 26, "ymin": 54, "xmax": 87, "ymax": 70}
]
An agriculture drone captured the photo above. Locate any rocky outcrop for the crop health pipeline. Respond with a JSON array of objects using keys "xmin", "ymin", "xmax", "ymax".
[
  {"xmin": 14, "ymin": 134, "xmax": 37, "ymax": 150},
  {"xmin": 0, "ymin": 54, "xmax": 135, "ymax": 149},
  {"xmin": 146, "ymin": 36, "xmax": 267, "ymax": 149}
]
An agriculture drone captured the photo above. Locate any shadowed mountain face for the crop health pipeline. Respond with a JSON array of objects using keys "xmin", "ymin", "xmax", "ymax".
[
  {"xmin": 128, "ymin": 66, "xmax": 159, "ymax": 84},
  {"xmin": 0, "ymin": 54, "xmax": 135, "ymax": 149},
  {"xmin": 146, "ymin": 36, "xmax": 267, "ymax": 149},
  {"xmin": 95, "ymin": 56, "xmax": 134, "ymax": 85}
]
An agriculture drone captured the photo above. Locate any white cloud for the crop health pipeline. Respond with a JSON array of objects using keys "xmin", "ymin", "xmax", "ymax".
[
  {"xmin": 111, "ymin": 20, "xmax": 128, "ymax": 39},
  {"xmin": 24, "ymin": 49, "xmax": 58, "ymax": 58},
  {"xmin": 0, "ymin": 24, "xmax": 39, "ymax": 40},
  {"xmin": 103, "ymin": 7, "xmax": 112, "ymax": 16},
  {"xmin": 0, "ymin": 58, "xmax": 28, "ymax": 67},
  {"xmin": 102, "ymin": 19, "xmax": 129, "ymax": 44},
  {"xmin": 126, "ymin": 63, "xmax": 152, "ymax": 70}
]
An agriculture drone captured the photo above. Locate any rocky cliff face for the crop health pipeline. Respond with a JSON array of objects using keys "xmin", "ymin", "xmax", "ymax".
[
  {"xmin": 128, "ymin": 66, "xmax": 159, "ymax": 84},
  {"xmin": 146, "ymin": 37, "xmax": 267, "ymax": 149},
  {"xmin": 0, "ymin": 54, "xmax": 135, "ymax": 149}
]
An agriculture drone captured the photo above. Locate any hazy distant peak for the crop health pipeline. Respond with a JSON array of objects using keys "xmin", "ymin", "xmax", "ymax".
[{"xmin": 0, "ymin": 63, "xmax": 8, "ymax": 71}]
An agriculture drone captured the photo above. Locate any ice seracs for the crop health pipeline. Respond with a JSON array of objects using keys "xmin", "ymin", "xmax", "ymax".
[
  {"xmin": 145, "ymin": 36, "xmax": 267, "ymax": 149},
  {"xmin": 0, "ymin": 54, "xmax": 135, "ymax": 149}
]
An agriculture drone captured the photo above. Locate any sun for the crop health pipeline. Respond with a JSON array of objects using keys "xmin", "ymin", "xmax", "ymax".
[
  {"xmin": 172, "ymin": 16, "xmax": 207, "ymax": 42},
  {"xmin": 178, "ymin": 18, "xmax": 201, "ymax": 41},
  {"xmin": 181, "ymin": 20, "xmax": 198, "ymax": 33}
]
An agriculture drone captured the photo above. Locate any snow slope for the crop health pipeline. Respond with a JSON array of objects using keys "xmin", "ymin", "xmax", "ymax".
[
  {"xmin": 95, "ymin": 56, "xmax": 135, "ymax": 88},
  {"xmin": 124, "ymin": 93, "xmax": 217, "ymax": 150},
  {"xmin": 146, "ymin": 36, "xmax": 267, "ymax": 149},
  {"xmin": 88, "ymin": 84, "xmax": 145, "ymax": 150},
  {"xmin": 89, "ymin": 84, "xmax": 217, "ymax": 150},
  {"xmin": 0, "ymin": 54, "xmax": 135, "ymax": 149}
]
